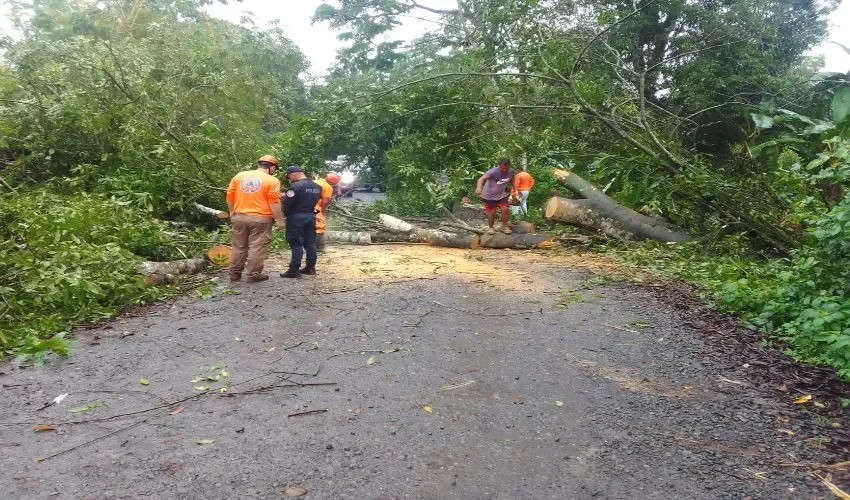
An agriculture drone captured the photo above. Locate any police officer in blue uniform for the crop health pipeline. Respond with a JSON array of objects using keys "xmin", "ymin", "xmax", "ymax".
[{"xmin": 280, "ymin": 165, "xmax": 322, "ymax": 278}]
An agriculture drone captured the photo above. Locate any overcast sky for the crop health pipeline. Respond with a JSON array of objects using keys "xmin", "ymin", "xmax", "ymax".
[{"xmin": 1, "ymin": 0, "xmax": 848, "ymax": 76}]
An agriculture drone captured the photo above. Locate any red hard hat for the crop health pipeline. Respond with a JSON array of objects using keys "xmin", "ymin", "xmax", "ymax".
[
  {"xmin": 326, "ymin": 173, "xmax": 341, "ymax": 185},
  {"xmin": 258, "ymin": 155, "xmax": 279, "ymax": 166}
]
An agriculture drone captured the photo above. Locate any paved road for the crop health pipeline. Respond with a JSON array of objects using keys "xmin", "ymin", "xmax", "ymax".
[{"xmin": 0, "ymin": 246, "xmax": 843, "ymax": 499}]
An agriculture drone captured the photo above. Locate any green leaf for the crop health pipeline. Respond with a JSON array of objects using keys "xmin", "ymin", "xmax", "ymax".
[
  {"xmin": 366, "ymin": 355, "xmax": 375, "ymax": 365},
  {"xmin": 750, "ymin": 113, "xmax": 774, "ymax": 129},
  {"xmin": 69, "ymin": 401, "xmax": 106, "ymax": 414},
  {"xmin": 833, "ymin": 86, "xmax": 850, "ymax": 124},
  {"xmin": 140, "ymin": 377, "xmax": 150, "ymax": 386},
  {"xmin": 194, "ymin": 438, "xmax": 216, "ymax": 445}
]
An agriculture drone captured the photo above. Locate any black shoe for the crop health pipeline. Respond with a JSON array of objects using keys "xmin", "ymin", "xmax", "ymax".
[
  {"xmin": 300, "ymin": 267, "xmax": 316, "ymax": 275},
  {"xmin": 279, "ymin": 269, "xmax": 301, "ymax": 278}
]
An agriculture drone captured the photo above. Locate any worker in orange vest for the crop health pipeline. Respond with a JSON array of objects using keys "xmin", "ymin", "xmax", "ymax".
[
  {"xmin": 315, "ymin": 173, "xmax": 341, "ymax": 252},
  {"xmin": 511, "ymin": 166, "xmax": 535, "ymax": 216},
  {"xmin": 226, "ymin": 155, "xmax": 285, "ymax": 283}
]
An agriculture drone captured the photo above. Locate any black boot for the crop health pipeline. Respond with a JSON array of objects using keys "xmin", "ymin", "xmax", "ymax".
[
  {"xmin": 300, "ymin": 266, "xmax": 316, "ymax": 275},
  {"xmin": 279, "ymin": 268, "xmax": 301, "ymax": 278}
]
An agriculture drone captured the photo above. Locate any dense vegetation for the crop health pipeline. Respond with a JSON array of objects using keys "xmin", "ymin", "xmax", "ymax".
[
  {"xmin": 2, "ymin": 0, "xmax": 850, "ymax": 376},
  {"xmin": 0, "ymin": 0, "xmax": 306, "ymax": 360}
]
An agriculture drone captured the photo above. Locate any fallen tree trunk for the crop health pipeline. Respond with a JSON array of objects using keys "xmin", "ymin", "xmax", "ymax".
[
  {"xmin": 138, "ymin": 258, "xmax": 209, "ymax": 275},
  {"xmin": 138, "ymin": 258, "xmax": 209, "ymax": 285},
  {"xmin": 193, "ymin": 202, "xmax": 229, "ymax": 221},
  {"xmin": 549, "ymin": 169, "xmax": 689, "ymax": 242},
  {"xmin": 479, "ymin": 232, "xmax": 556, "ymax": 249},
  {"xmin": 509, "ymin": 221, "xmax": 536, "ymax": 234},
  {"xmin": 325, "ymin": 231, "xmax": 464, "ymax": 248},
  {"xmin": 545, "ymin": 196, "xmax": 689, "ymax": 242},
  {"xmin": 325, "ymin": 231, "xmax": 374, "ymax": 245},
  {"xmin": 378, "ymin": 214, "xmax": 479, "ymax": 249}
]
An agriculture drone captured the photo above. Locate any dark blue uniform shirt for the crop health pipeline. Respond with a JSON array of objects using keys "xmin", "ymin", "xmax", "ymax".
[{"xmin": 283, "ymin": 179, "xmax": 322, "ymax": 216}]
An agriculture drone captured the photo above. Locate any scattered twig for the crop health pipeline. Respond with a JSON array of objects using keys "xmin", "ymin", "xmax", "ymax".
[
  {"xmin": 440, "ymin": 380, "xmax": 475, "ymax": 391},
  {"xmin": 605, "ymin": 324, "xmax": 640, "ymax": 334},
  {"xmin": 287, "ymin": 408, "xmax": 329, "ymax": 418},
  {"xmin": 0, "ymin": 174, "xmax": 19, "ymax": 194},
  {"xmin": 402, "ymin": 304, "xmax": 435, "ymax": 327},
  {"xmin": 35, "ymin": 414, "xmax": 156, "ymax": 463},
  {"xmin": 327, "ymin": 207, "xmax": 378, "ymax": 225},
  {"xmin": 778, "ymin": 461, "xmax": 850, "ymax": 470},
  {"xmin": 816, "ymin": 473, "xmax": 850, "ymax": 500},
  {"xmin": 717, "ymin": 375, "xmax": 748, "ymax": 386},
  {"xmin": 432, "ymin": 300, "xmax": 543, "ymax": 317},
  {"xmin": 0, "ymin": 393, "xmax": 203, "ymax": 427},
  {"xmin": 327, "ymin": 349, "xmax": 394, "ymax": 360},
  {"xmin": 229, "ymin": 382, "xmax": 337, "ymax": 396}
]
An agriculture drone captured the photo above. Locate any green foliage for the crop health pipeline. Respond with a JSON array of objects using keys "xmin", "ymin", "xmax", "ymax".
[
  {"xmin": 0, "ymin": 190, "xmax": 179, "ymax": 360},
  {"xmin": 611, "ymin": 193, "xmax": 850, "ymax": 378},
  {"xmin": 1, "ymin": 0, "xmax": 307, "ymax": 214}
]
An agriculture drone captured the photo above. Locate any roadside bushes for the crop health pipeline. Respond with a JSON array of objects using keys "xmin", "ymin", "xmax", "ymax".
[
  {"xmin": 611, "ymin": 194, "xmax": 850, "ymax": 378},
  {"xmin": 0, "ymin": 191, "xmax": 177, "ymax": 363},
  {"xmin": 752, "ymin": 195, "xmax": 850, "ymax": 377}
]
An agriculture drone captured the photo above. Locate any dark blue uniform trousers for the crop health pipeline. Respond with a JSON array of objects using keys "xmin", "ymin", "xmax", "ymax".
[{"xmin": 285, "ymin": 213, "xmax": 317, "ymax": 271}]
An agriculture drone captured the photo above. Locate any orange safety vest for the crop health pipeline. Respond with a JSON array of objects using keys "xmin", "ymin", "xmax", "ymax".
[
  {"xmin": 226, "ymin": 170, "xmax": 281, "ymax": 217},
  {"xmin": 314, "ymin": 178, "xmax": 334, "ymax": 233}
]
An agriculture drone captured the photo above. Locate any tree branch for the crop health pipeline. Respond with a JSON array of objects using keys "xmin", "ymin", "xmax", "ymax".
[
  {"xmin": 408, "ymin": 0, "xmax": 457, "ymax": 15},
  {"xmin": 156, "ymin": 123, "xmax": 220, "ymax": 187},
  {"xmin": 569, "ymin": 0, "xmax": 660, "ymax": 81},
  {"xmin": 372, "ymin": 72, "xmax": 568, "ymax": 99}
]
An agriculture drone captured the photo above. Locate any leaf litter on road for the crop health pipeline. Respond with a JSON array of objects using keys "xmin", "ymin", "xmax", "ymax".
[{"xmin": 69, "ymin": 402, "xmax": 106, "ymax": 414}]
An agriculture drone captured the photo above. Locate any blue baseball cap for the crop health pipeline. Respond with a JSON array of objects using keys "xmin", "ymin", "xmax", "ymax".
[{"xmin": 285, "ymin": 165, "xmax": 303, "ymax": 175}]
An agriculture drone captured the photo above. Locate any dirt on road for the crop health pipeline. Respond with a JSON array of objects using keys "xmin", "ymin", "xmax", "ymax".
[{"xmin": 2, "ymin": 245, "xmax": 849, "ymax": 499}]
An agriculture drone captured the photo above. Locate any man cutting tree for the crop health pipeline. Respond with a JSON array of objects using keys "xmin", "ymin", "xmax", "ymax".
[{"xmin": 475, "ymin": 158, "xmax": 515, "ymax": 234}]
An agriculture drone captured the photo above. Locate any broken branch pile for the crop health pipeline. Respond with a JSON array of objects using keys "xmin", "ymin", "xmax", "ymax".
[{"xmin": 325, "ymin": 210, "xmax": 555, "ymax": 250}]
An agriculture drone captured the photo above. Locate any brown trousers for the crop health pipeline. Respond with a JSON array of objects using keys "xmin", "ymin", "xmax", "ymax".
[{"xmin": 229, "ymin": 214, "xmax": 273, "ymax": 278}]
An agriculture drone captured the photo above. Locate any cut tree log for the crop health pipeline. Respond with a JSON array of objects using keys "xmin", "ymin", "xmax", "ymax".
[
  {"xmin": 326, "ymin": 231, "xmax": 373, "ymax": 245},
  {"xmin": 378, "ymin": 214, "xmax": 479, "ymax": 249},
  {"xmin": 549, "ymin": 168, "xmax": 689, "ymax": 243},
  {"xmin": 449, "ymin": 206, "xmax": 535, "ymax": 234},
  {"xmin": 138, "ymin": 259, "xmax": 209, "ymax": 276},
  {"xmin": 138, "ymin": 258, "xmax": 209, "ymax": 285},
  {"xmin": 478, "ymin": 232, "xmax": 556, "ymax": 249},
  {"xmin": 193, "ymin": 202, "xmax": 229, "ymax": 220},
  {"xmin": 325, "ymin": 230, "xmax": 463, "ymax": 246},
  {"xmin": 509, "ymin": 221, "xmax": 536, "ymax": 234},
  {"xmin": 370, "ymin": 231, "xmax": 428, "ymax": 244},
  {"xmin": 544, "ymin": 197, "xmax": 688, "ymax": 242}
]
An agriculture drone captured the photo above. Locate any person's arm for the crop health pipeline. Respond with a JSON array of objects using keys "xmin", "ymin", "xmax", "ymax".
[
  {"xmin": 267, "ymin": 180, "xmax": 285, "ymax": 229},
  {"xmin": 321, "ymin": 184, "xmax": 333, "ymax": 210},
  {"xmin": 226, "ymin": 178, "xmax": 237, "ymax": 217},
  {"xmin": 271, "ymin": 203, "xmax": 285, "ymax": 230},
  {"xmin": 475, "ymin": 175, "xmax": 487, "ymax": 196}
]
